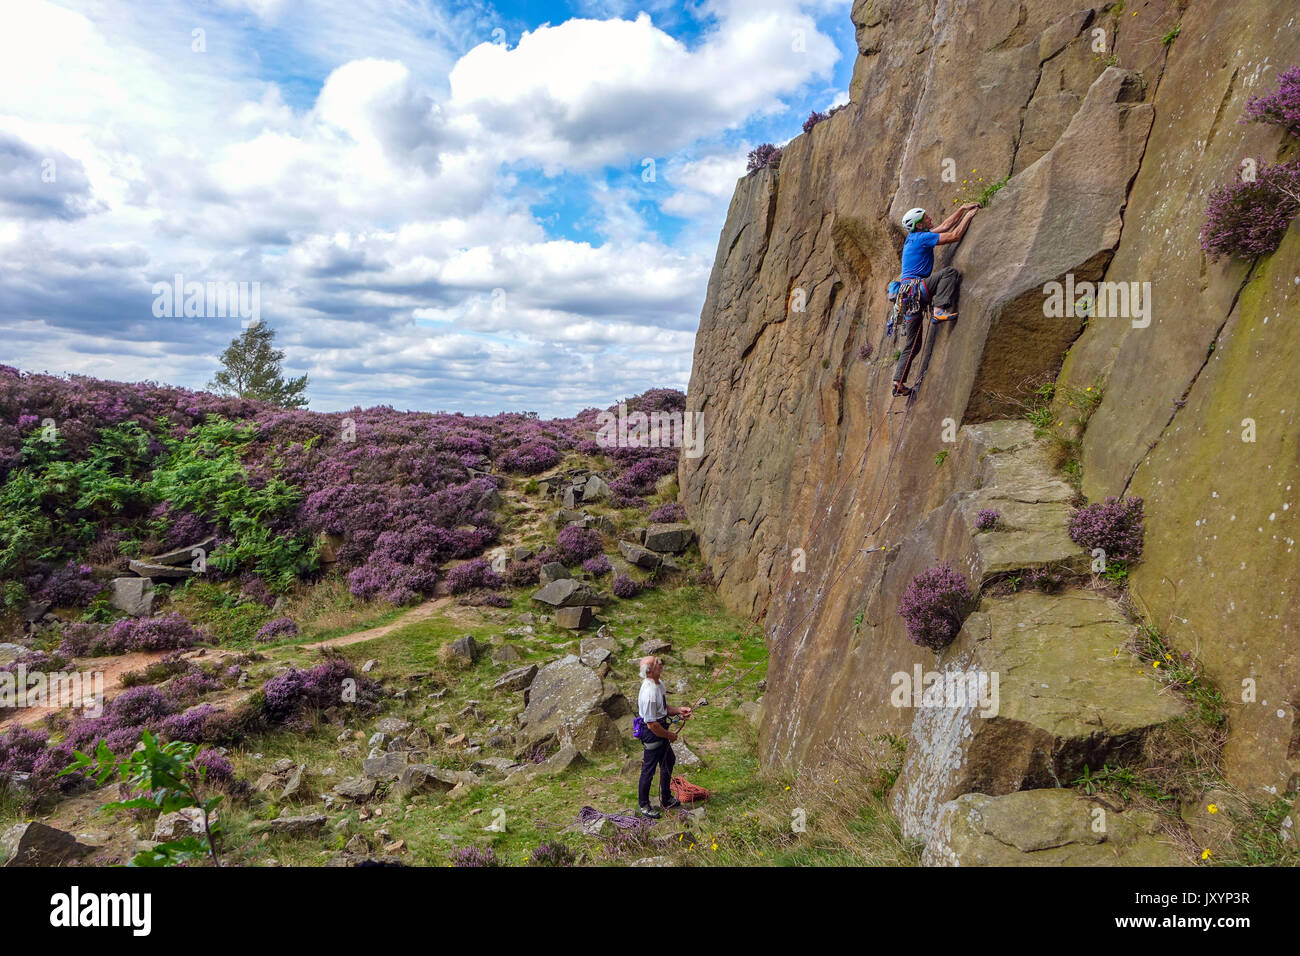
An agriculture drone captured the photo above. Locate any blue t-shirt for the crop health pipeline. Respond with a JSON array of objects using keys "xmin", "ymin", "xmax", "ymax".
[{"xmin": 900, "ymin": 230, "xmax": 940, "ymax": 279}]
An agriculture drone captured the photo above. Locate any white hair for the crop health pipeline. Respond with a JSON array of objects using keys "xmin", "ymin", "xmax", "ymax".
[{"xmin": 639, "ymin": 656, "xmax": 656, "ymax": 679}]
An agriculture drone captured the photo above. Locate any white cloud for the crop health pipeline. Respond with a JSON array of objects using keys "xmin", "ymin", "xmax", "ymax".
[{"xmin": 0, "ymin": 0, "xmax": 850, "ymax": 415}]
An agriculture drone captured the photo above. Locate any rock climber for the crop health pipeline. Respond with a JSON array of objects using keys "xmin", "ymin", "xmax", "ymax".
[
  {"xmin": 891, "ymin": 202, "xmax": 980, "ymax": 397},
  {"xmin": 636, "ymin": 655, "xmax": 693, "ymax": 819}
]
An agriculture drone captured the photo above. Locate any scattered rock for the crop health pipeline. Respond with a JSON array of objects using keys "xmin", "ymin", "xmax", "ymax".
[
  {"xmin": 333, "ymin": 777, "xmax": 378, "ymax": 802},
  {"xmin": 1, "ymin": 822, "xmax": 95, "ymax": 867},
  {"xmin": 618, "ymin": 540, "xmax": 663, "ymax": 570},
  {"xmin": 532, "ymin": 578, "xmax": 608, "ymax": 608},
  {"xmin": 532, "ymin": 745, "xmax": 588, "ymax": 776},
  {"xmin": 153, "ymin": 808, "xmax": 211, "ymax": 842},
  {"xmin": 518, "ymin": 655, "xmax": 604, "ymax": 743},
  {"xmin": 374, "ymin": 717, "xmax": 413, "ymax": 736},
  {"xmin": 638, "ymin": 637, "xmax": 672, "ymax": 656},
  {"xmin": 555, "ymin": 605, "xmax": 594, "ymax": 630},
  {"xmin": 362, "ymin": 751, "xmax": 412, "ymax": 781},
  {"xmin": 251, "ymin": 815, "xmax": 328, "ymax": 836},
  {"xmin": 644, "ymin": 523, "xmax": 694, "ymax": 554},
  {"xmin": 539, "ymin": 562, "xmax": 573, "ymax": 586},
  {"xmin": 671, "ymin": 740, "xmax": 702, "ymax": 768},
  {"xmin": 492, "ymin": 644, "xmax": 523, "ymax": 663},
  {"xmin": 109, "ymin": 577, "xmax": 154, "ymax": 617},
  {"xmin": 493, "ymin": 663, "xmax": 539, "ymax": 693}
]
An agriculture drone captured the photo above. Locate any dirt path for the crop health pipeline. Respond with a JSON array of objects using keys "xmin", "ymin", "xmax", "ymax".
[
  {"xmin": 299, "ymin": 596, "xmax": 450, "ymax": 650},
  {"xmin": 3, "ymin": 596, "xmax": 453, "ymax": 730}
]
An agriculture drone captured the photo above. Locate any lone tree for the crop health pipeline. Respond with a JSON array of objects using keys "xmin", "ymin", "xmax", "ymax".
[{"xmin": 210, "ymin": 322, "xmax": 308, "ymax": 408}]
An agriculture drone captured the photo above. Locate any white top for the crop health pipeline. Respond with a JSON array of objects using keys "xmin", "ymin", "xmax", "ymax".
[{"xmin": 637, "ymin": 677, "xmax": 667, "ymax": 722}]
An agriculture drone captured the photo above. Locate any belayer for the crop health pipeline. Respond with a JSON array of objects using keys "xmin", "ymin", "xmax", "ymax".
[
  {"xmin": 634, "ymin": 655, "xmax": 693, "ymax": 819},
  {"xmin": 890, "ymin": 203, "xmax": 979, "ymax": 398}
]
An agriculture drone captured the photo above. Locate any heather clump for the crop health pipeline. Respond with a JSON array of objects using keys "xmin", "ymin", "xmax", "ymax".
[
  {"xmin": 612, "ymin": 574, "xmax": 641, "ymax": 599},
  {"xmin": 1067, "ymin": 496, "xmax": 1144, "ymax": 563},
  {"xmin": 556, "ymin": 525, "xmax": 602, "ymax": 564},
  {"xmin": 530, "ymin": 841, "xmax": 576, "ymax": 866},
  {"xmin": 648, "ymin": 502, "xmax": 686, "ymax": 524},
  {"xmin": 259, "ymin": 655, "xmax": 377, "ymax": 729},
  {"xmin": 503, "ymin": 557, "xmax": 541, "ymax": 588},
  {"xmin": 0, "ymin": 726, "xmax": 84, "ymax": 809},
  {"xmin": 449, "ymin": 845, "xmax": 500, "ymax": 867},
  {"xmin": 255, "ymin": 616, "xmax": 299, "ymax": 643},
  {"xmin": 897, "ymin": 563, "xmax": 975, "ymax": 651},
  {"xmin": 975, "ymin": 509, "xmax": 1000, "ymax": 531},
  {"xmin": 582, "ymin": 554, "xmax": 612, "ymax": 577},
  {"xmin": 445, "ymin": 557, "xmax": 503, "ymax": 594}
]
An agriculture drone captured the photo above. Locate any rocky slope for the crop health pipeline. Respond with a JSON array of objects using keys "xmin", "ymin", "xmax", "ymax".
[{"xmin": 681, "ymin": 0, "xmax": 1299, "ymax": 822}]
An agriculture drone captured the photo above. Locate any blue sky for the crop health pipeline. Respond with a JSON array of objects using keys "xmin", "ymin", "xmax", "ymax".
[{"xmin": 0, "ymin": 0, "xmax": 856, "ymax": 416}]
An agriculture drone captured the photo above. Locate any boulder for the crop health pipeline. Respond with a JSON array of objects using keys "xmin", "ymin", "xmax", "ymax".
[
  {"xmin": 251, "ymin": 815, "xmax": 327, "ymax": 836},
  {"xmin": 681, "ymin": 648, "xmax": 712, "ymax": 667},
  {"xmin": 362, "ymin": 751, "xmax": 412, "ymax": 781},
  {"xmin": 109, "ymin": 577, "xmax": 154, "ymax": 617},
  {"xmin": 1, "ymin": 822, "xmax": 94, "ymax": 867},
  {"xmin": 280, "ymin": 763, "xmax": 311, "ymax": 802},
  {"xmin": 492, "ymin": 643, "xmax": 523, "ymax": 663},
  {"xmin": 518, "ymin": 655, "xmax": 604, "ymax": 743},
  {"xmin": 0, "ymin": 643, "xmax": 26, "ymax": 665},
  {"xmin": 476, "ymin": 488, "xmax": 504, "ymax": 511},
  {"xmin": 447, "ymin": 635, "xmax": 480, "ymax": 664},
  {"xmin": 551, "ymin": 509, "xmax": 587, "ymax": 528},
  {"xmin": 671, "ymin": 740, "xmax": 702, "ymax": 768},
  {"xmin": 128, "ymin": 558, "xmax": 194, "ymax": 580},
  {"xmin": 580, "ymin": 646, "xmax": 611, "ymax": 668},
  {"xmin": 532, "ymin": 744, "xmax": 588, "ymax": 776},
  {"xmin": 539, "ymin": 562, "xmax": 572, "ymax": 586},
  {"xmin": 582, "ymin": 474, "xmax": 611, "ymax": 501},
  {"xmin": 555, "ymin": 605, "xmax": 593, "ymax": 630},
  {"xmin": 638, "ymin": 637, "xmax": 672, "ymax": 656},
  {"xmin": 618, "ymin": 540, "xmax": 662, "ymax": 570},
  {"xmin": 566, "ymin": 712, "xmax": 623, "ymax": 754},
  {"xmin": 923, "ymin": 790, "xmax": 1187, "ymax": 866},
  {"xmin": 395, "ymin": 764, "xmax": 476, "ymax": 796},
  {"xmin": 581, "ymin": 633, "xmax": 620, "ymax": 656},
  {"xmin": 512, "ymin": 545, "xmax": 535, "ymax": 561},
  {"xmin": 493, "ymin": 663, "xmax": 539, "ymax": 693},
  {"xmin": 531, "ymin": 578, "xmax": 608, "ymax": 608},
  {"xmin": 153, "ymin": 808, "xmax": 210, "ymax": 841},
  {"xmin": 333, "ymin": 777, "xmax": 378, "ymax": 802},
  {"xmin": 374, "ymin": 717, "xmax": 412, "ymax": 736},
  {"xmin": 643, "ymin": 523, "xmax": 694, "ymax": 554}
]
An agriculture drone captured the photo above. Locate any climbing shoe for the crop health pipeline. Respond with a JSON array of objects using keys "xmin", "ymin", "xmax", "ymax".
[
  {"xmin": 662, "ymin": 797, "xmax": 683, "ymax": 811},
  {"xmin": 892, "ymin": 383, "xmax": 914, "ymax": 398},
  {"xmin": 638, "ymin": 805, "xmax": 663, "ymax": 819}
]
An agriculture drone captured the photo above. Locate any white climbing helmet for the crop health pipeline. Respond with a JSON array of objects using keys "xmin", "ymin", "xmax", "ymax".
[{"xmin": 902, "ymin": 207, "xmax": 927, "ymax": 231}]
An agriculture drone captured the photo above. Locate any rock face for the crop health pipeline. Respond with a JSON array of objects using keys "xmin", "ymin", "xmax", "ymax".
[
  {"xmin": 680, "ymin": 0, "xmax": 1300, "ymax": 795},
  {"xmin": 924, "ymin": 789, "xmax": 1186, "ymax": 866},
  {"xmin": 890, "ymin": 589, "xmax": 1185, "ymax": 845}
]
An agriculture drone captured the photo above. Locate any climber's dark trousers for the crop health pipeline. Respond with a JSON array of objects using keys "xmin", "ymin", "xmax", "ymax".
[
  {"xmin": 893, "ymin": 315, "xmax": 924, "ymax": 385},
  {"xmin": 638, "ymin": 736, "xmax": 675, "ymax": 807},
  {"xmin": 893, "ymin": 266, "xmax": 962, "ymax": 386}
]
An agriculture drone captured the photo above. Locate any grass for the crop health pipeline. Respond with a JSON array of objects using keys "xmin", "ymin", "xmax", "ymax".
[{"xmin": 24, "ymin": 567, "xmax": 917, "ymax": 868}]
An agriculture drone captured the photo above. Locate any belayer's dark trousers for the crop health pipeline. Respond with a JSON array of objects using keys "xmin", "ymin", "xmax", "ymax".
[{"xmin": 638, "ymin": 738, "xmax": 675, "ymax": 807}]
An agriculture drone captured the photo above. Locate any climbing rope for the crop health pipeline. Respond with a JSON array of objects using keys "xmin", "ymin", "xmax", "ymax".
[{"xmin": 670, "ymin": 776, "xmax": 711, "ymax": 804}]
